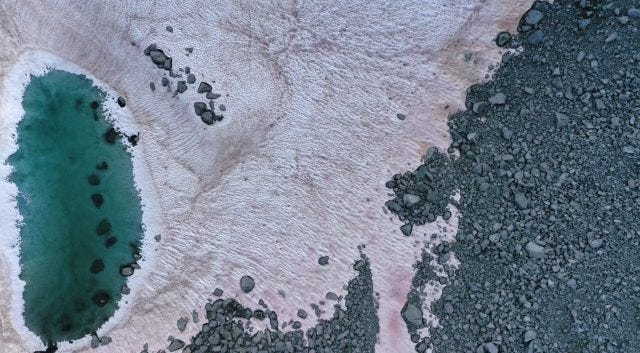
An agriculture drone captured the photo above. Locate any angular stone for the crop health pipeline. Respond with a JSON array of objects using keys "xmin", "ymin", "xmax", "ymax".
[
  {"xmin": 525, "ymin": 10, "xmax": 544, "ymax": 25},
  {"xmin": 401, "ymin": 302, "xmax": 423, "ymax": 327},
  {"xmin": 489, "ymin": 93, "xmax": 507, "ymax": 105},
  {"xmin": 197, "ymin": 82, "xmax": 212, "ymax": 93},
  {"xmin": 525, "ymin": 241, "xmax": 545, "ymax": 258}
]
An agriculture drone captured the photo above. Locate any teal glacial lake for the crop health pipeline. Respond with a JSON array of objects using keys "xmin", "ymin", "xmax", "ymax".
[{"xmin": 8, "ymin": 70, "xmax": 143, "ymax": 345}]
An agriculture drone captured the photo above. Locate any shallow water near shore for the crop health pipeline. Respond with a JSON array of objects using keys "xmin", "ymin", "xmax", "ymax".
[{"xmin": 8, "ymin": 70, "xmax": 143, "ymax": 344}]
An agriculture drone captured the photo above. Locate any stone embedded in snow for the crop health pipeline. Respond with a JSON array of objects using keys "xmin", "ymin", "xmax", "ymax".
[
  {"xmin": 240, "ymin": 275, "xmax": 255, "ymax": 293},
  {"xmin": 401, "ymin": 302, "xmax": 423, "ymax": 327},
  {"xmin": 177, "ymin": 317, "xmax": 188, "ymax": 332}
]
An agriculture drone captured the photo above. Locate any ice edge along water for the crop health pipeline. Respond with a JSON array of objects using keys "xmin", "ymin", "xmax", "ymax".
[{"xmin": 0, "ymin": 50, "xmax": 165, "ymax": 352}]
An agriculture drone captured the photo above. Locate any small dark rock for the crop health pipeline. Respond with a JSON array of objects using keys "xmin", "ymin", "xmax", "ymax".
[
  {"xmin": 176, "ymin": 81, "xmax": 187, "ymax": 93},
  {"xmin": 128, "ymin": 134, "xmax": 139, "ymax": 146},
  {"xmin": 187, "ymin": 74, "xmax": 196, "ymax": 84},
  {"xmin": 397, "ymin": 113, "xmax": 406, "ymax": 120},
  {"xmin": 90, "ymin": 259, "xmax": 105, "ymax": 274},
  {"xmin": 401, "ymin": 302, "xmax": 423, "ymax": 328},
  {"xmin": 197, "ymin": 82, "xmax": 212, "ymax": 93},
  {"xmin": 318, "ymin": 256, "xmax": 330, "ymax": 266},
  {"xmin": 105, "ymin": 128, "xmax": 118, "ymax": 144},
  {"xmin": 167, "ymin": 339, "xmax": 184, "ymax": 352},
  {"xmin": 90, "ymin": 101, "xmax": 99, "ymax": 110},
  {"xmin": 91, "ymin": 194, "xmax": 104, "ymax": 208},
  {"xmin": 253, "ymin": 309, "xmax": 265, "ymax": 320},
  {"xmin": 163, "ymin": 58, "xmax": 172, "ymax": 70},
  {"xmin": 240, "ymin": 275, "xmax": 255, "ymax": 293},
  {"xmin": 161, "ymin": 77, "xmax": 169, "ymax": 87},
  {"xmin": 88, "ymin": 174, "xmax": 100, "ymax": 186},
  {"xmin": 297, "ymin": 309, "xmax": 308, "ymax": 319},
  {"xmin": 201, "ymin": 111, "xmax": 214, "ymax": 125},
  {"xmin": 206, "ymin": 92, "xmax": 221, "ymax": 99},
  {"xmin": 149, "ymin": 82, "xmax": 155, "ymax": 91},
  {"xmin": 166, "ymin": 25, "xmax": 173, "ymax": 32},
  {"xmin": 105, "ymin": 236, "xmax": 117, "ymax": 248},
  {"xmin": 400, "ymin": 223, "xmax": 413, "ymax": 236},
  {"xmin": 143, "ymin": 44, "xmax": 156, "ymax": 56},
  {"xmin": 92, "ymin": 290, "xmax": 110, "ymax": 307},
  {"xmin": 496, "ymin": 31, "xmax": 512, "ymax": 47},
  {"xmin": 117, "ymin": 97, "xmax": 126, "ymax": 107},
  {"xmin": 213, "ymin": 288, "xmax": 223, "ymax": 296},
  {"xmin": 177, "ymin": 317, "xmax": 188, "ymax": 332},
  {"xmin": 96, "ymin": 219, "xmax": 111, "ymax": 235},
  {"xmin": 194, "ymin": 102, "xmax": 207, "ymax": 116},
  {"xmin": 97, "ymin": 161, "xmax": 108, "ymax": 170}
]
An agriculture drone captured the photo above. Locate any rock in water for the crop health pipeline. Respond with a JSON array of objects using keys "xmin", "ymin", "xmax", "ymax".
[
  {"xmin": 96, "ymin": 218, "xmax": 111, "ymax": 235},
  {"xmin": 90, "ymin": 259, "xmax": 105, "ymax": 273},
  {"xmin": 120, "ymin": 265, "xmax": 134, "ymax": 276},
  {"xmin": 91, "ymin": 290, "xmax": 110, "ymax": 307}
]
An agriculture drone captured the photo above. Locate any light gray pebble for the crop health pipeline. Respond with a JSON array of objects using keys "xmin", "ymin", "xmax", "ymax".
[
  {"xmin": 489, "ymin": 93, "xmax": 507, "ymax": 105},
  {"xmin": 525, "ymin": 241, "xmax": 545, "ymax": 258}
]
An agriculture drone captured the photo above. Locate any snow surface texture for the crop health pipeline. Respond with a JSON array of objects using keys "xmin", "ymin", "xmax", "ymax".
[{"xmin": 0, "ymin": 1, "xmax": 532, "ymax": 352}]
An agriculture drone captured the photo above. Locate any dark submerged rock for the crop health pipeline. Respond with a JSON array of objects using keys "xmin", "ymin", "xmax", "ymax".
[
  {"xmin": 104, "ymin": 128, "xmax": 118, "ymax": 144},
  {"xmin": 91, "ymin": 193, "xmax": 104, "ymax": 208},
  {"xmin": 91, "ymin": 290, "xmax": 110, "ymax": 307},
  {"xmin": 96, "ymin": 219, "xmax": 111, "ymax": 235},
  {"xmin": 88, "ymin": 174, "xmax": 100, "ymax": 186},
  {"xmin": 90, "ymin": 259, "xmax": 105, "ymax": 274},
  {"xmin": 105, "ymin": 236, "xmax": 117, "ymax": 248}
]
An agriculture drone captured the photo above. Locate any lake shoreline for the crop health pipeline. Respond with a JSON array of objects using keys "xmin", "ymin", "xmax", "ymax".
[{"xmin": 0, "ymin": 50, "xmax": 164, "ymax": 353}]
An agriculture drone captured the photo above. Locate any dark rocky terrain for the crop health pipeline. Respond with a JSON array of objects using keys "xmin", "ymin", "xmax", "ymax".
[{"xmin": 387, "ymin": 1, "xmax": 640, "ymax": 352}]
